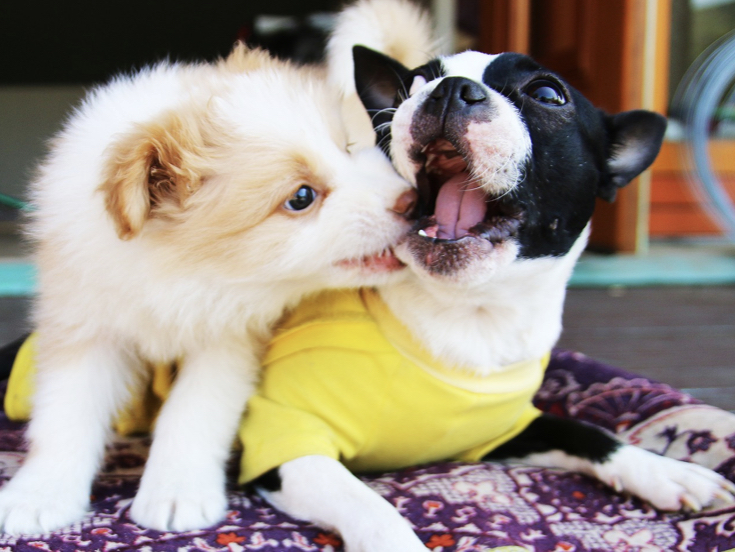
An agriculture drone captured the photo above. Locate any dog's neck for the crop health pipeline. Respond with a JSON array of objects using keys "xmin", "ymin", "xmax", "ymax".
[{"xmin": 377, "ymin": 228, "xmax": 589, "ymax": 375}]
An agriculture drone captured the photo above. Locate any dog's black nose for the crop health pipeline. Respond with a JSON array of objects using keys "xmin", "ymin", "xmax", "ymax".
[{"xmin": 428, "ymin": 77, "xmax": 488, "ymax": 112}]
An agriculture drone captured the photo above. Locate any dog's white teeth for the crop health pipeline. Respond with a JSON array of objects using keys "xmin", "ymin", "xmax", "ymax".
[{"xmin": 418, "ymin": 229, "xmax": 429, "ymax": 238}]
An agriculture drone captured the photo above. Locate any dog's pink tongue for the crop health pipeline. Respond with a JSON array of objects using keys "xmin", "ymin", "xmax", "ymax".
[{"xmin": 435, "ymin": 172, "xmax": 487, "ymax": 240}]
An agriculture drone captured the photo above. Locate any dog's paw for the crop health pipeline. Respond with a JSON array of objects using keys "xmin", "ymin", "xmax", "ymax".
[
  {"xmin": 594, "ymin": 445, "xmax": 735, "ymax": 511},
  {"xmin": 130, "ymin": 483, "xmax": 228, "ymax": 532},
  {"xmin": 0, "ymin": 482, "xmax": 88, "ymax": 535}
]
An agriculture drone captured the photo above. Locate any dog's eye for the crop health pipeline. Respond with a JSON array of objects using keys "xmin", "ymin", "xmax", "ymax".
[
  {"xmin": 284, "ymin": 185, "xmax": 317, "ymax": 211},
  {"xmin": 525, "ymin": 80, "xmax": 567, "ymax": 106}
]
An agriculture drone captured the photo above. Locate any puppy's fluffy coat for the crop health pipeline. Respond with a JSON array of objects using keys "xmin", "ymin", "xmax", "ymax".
[{"xmin": 0, "ymin": 45, "xmax": 413, "ymax": 534}]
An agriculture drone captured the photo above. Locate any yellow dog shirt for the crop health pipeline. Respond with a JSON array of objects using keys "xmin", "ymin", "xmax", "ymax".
[
  {"xmin": 5, "ymin": 290, "xmax": 548, "ymax": 484},
  {"xmin": 238, "ymin": 289, "xmax": 548, "ymax": 483}
]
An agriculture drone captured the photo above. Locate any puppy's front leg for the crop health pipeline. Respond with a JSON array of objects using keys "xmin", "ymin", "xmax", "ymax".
[
  {"xmin": 0, "ymin": 340, "xmax": 138, "ymax": 534},
  {"xmin": 130, "ymin": 340, "xmax": 258, "ymax": 531},
  {"xmin": 255, "ymin": 456, "xmax": 426, "ymax": 552},
  {"xmin": 487, "ymin": 413, "xmax": 735, "ymax": 511}
]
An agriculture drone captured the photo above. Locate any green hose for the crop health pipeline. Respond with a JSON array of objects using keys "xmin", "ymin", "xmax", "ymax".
[{"xmin": 0, "ymin": 194, "xmax": 31, "ymax": 212}]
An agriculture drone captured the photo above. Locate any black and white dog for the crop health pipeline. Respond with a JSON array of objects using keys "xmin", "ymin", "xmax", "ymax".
[{"xmin": 249, "ymin": 1, "xmax": 735, "ymax": 549}]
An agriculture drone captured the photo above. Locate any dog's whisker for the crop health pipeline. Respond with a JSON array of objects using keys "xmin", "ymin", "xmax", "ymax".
[
  {"xmin": 369, "ymin": 108, "xmax": 397, "ymax": 127},
  {"xmin": 376, "ymin": 134, "xmax": 393, "ymax": 150},
  {"xmin": 374, "ymin": 122, "xmax": 392, "ymax": 135}
]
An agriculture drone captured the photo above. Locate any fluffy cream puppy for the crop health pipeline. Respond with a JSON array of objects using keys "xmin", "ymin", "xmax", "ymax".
[{"xmin": 0, "ymin": 45, "xmax": 414, "ymax": 534}]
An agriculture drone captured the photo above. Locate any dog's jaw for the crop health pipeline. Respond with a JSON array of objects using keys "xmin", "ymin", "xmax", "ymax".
[{"xmin": 394, "ymin": 233, "xmax": 520, "ymax": 287}]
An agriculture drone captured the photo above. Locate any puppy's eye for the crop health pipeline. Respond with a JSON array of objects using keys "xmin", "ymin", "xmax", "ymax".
[
  {"xmin": 525, "ymin": 80, "xmax": 567, "ymax": 106},
  {"xmin": 284, "ymin": 185, "xmax": 317, "ymax": 211}
]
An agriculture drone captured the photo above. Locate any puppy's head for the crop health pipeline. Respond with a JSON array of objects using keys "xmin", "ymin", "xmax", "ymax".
[
  {"xmin": 353, "ymin": 47, "xmax": 666, "ymax": 286},
  {"xmin": 100, "ymin": 46, "xmax": 414, "ymax": 289}
]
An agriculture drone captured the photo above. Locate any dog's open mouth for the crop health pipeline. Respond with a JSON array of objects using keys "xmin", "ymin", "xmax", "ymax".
[{"xmin": 413, "ymin": 139, "xmax": 522, "ymax": 244}]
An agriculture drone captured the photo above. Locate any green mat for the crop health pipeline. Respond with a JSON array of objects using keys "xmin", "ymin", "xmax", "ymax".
[
  {"xmin": 0, "ymin": 262, "xmax": 35, "ymax": 296},
  {"xmin": 570, "ymin": 251, "xmax": 735, "ymax": 287}
]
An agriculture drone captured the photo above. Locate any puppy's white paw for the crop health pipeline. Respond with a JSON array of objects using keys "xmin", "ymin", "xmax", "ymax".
[
  {"xmin": 595, "ymin": 445, "xmax": 735, "ymax": 512},
  {"xmin": 0, "ymin": 480, "xmax": 89, "ymax": 535},
  {"xmin": 130, "ymin": 480, "xmax": 228, "ymax": 532}
]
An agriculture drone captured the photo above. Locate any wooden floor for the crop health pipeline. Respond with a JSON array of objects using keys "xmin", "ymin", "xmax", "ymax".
[
  {"xmin": 0, "ymin": 286, "xmax": 733, "ymax": 410},
  {"xmin": 557, "ymin": 285, "xmax": 735, "ymax": 412}
]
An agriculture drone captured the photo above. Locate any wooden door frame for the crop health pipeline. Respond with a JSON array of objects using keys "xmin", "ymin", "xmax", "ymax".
[{"xmin": 476, "ymin": 0, "xmax": 671, "ymax": 253}]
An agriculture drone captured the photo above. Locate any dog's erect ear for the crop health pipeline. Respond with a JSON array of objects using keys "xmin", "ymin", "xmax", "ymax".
[
  {"xmin": 599, "ymin": 110, "xmax": 667, "ymax": 202},
  {"xmin": 353, "ymin": 45, "xmax": 412, "ymax": 128},
  {"xmin": 101, "ymin": 113, "xmax": 207, "ymax": 239}
]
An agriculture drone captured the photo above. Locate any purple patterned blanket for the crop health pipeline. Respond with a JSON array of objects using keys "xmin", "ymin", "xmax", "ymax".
[{"xmin": 0, "ymin": 349, "xmax": 734, "ymax": 552}]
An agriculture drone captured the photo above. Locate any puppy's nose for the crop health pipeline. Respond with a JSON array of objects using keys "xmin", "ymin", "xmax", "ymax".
[
  {"xmin": 391, "ymin": 188, "xmax": 418, "ymax": 218},
  {"xmin": 428, "ymin": 77, "xmax": 488, "ymax": 113}
]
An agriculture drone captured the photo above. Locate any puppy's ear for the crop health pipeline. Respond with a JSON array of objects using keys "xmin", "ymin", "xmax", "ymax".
[
  {"xmin": 101, "ymin": 113, "xmax": 206, "ymax": 239},
  {"xmin": 599, "ymin": 110, "xmax": 667, "ymax": 202},
  {"xmin": 353, "ymin": 45, "xmax": 411, "ymax": 129}
]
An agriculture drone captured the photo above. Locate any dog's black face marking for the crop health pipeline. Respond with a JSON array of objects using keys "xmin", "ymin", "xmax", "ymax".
[
  {"xmin": 478, "ymin": 53, "xmax": 608, "ymax": 257},
  {"xmin": 354, "ymin": 47, "xmax": 667, "ymax": 267}
]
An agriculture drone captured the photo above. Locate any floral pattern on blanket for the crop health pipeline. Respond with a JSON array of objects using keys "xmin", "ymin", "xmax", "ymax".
[{"xmin": 0, "ymin": 349, "xmax": 734, "ymax": 552}]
